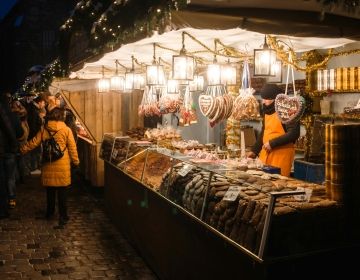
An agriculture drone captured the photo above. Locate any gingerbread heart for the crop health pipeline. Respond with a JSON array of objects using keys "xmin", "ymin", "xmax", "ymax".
[
  {"xmin": 198, "ymin": 95, "xmax": 214, "ymax": 116},
  {"xmin": 275, "ymin": 94, "xmax": 305, "ymax": 124}
]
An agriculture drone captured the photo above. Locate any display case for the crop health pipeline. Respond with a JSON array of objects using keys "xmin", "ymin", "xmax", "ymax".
[
  {"xmin": 101, "ymin": 141, "xmax": 352, "ymax": 260},
  {"xmin": 99, "ymin": 133, "xmax": 152, "ymax": 169}
]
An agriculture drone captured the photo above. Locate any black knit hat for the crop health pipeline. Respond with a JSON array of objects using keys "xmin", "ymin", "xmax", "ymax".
[{"xmin": 260, "ymin": 83, "xmax": 282, "ymax": 100}]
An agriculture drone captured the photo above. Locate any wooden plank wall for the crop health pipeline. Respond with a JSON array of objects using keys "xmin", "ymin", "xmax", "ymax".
[{"xmin": 50, "ymin": 79, "xmax": 144, "ymax": 186}]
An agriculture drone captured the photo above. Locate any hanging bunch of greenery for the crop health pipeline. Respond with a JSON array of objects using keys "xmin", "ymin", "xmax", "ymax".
[
  {"xmin": 89, "ymin": 0, "xmax": 187, "ymax": 52},
  {"xmin": 18, "ymin": 59, "xmax": 63, "ymax": 97},
  {"xmin": 317, "ymin": 0, "xmax": 360, "ymax": 13}
]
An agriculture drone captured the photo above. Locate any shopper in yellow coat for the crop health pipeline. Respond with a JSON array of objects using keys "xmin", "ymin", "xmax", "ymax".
[
  {"xmin": 21, "ymin": 107, "xmax": 79, "ymax": 225},
  {"xmin": 247, "ymin": 84, "xmax": 300, "ymax": 177}
]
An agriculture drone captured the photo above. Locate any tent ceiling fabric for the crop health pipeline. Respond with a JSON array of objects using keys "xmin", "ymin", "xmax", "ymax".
[{"xmin": 74, "ymin": 26, "xmax": 355, "ymax": 79}]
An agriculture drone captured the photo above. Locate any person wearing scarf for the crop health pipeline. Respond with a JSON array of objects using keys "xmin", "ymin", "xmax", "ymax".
[{"xmin": 246, "ymin": 84, "xmax": 300, "ymax": 177}]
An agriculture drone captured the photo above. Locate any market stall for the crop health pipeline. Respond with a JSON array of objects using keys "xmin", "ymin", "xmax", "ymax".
[{"xmin": 51, "ymin": 0, "xmax": 360, "ymax": 278}]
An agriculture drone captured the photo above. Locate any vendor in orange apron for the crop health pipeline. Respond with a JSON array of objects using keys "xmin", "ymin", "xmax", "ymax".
[{"xmin": 246, "ymin": 84, "xmax": 300, "ymax": 177}]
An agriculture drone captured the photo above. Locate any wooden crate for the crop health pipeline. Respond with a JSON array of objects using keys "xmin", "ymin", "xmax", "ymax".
[{"xmin": 50, "ymin": 79, "xmax": 144, "ymax": 186}]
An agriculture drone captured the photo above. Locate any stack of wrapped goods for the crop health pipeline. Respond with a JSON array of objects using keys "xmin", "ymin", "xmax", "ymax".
[{"xmin": 326, "ymin": 123, "xmax": 360, "ymax": 238}]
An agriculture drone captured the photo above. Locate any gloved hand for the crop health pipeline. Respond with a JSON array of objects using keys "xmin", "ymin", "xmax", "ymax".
[{"xmin": 71, "ymin": 164, "xmax": 81, "ymax": 174}]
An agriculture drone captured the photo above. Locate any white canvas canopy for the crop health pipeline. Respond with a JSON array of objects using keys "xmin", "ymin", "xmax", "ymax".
[{"xmin": 73, "ymin": 26, "xmax": 355, "ymax": 79}]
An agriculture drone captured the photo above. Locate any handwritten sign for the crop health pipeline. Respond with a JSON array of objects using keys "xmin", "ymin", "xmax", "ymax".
[
  {"xmin": 293, "ymin": 187, "xmax": 313, "ymax": 202},
  {"xmin": 223, "ymin": 186, "xmax": 242, "ymax": 201},
  {"xmin": 178, "ymin": 164, "xmax": 193, "ymax": 177}
]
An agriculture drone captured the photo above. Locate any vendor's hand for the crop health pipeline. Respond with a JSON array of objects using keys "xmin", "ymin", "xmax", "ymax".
[
  {"xmin": 246, "ymin": 151, "xmax": 256, "ymax": 159},
  {"xmin": 263, "ymin": 142, "xmax": 272, "ymax": 152}
]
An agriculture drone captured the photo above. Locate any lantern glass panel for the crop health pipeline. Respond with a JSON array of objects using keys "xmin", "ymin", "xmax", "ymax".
[
  {"xmin": 98, "ymin": 78, "xmax": 110, "ymax": 93},
  {"xmin": 146, "ymin": 64, "xmax": 165, "ymax": 86},
  {"xmin": 172, "ymin": 55, "xmax": 194, "ymax": 80},
  {"xmin": 110, "ymin": 75, "xmax": 125, "ymax": 91},
  {"xmin": 207, "ymin": 64, "xmax": 221, "ymax": 85},
  {"xmin": 221, "ymin": 65, "xmax": 237, "ymax": 85},
  {"xmin": 254, "ymin": 48, "xmax": 276, "ymax": 76}
]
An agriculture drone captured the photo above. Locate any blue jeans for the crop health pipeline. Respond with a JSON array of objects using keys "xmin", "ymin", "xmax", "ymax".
[{"xmin": 4, "ymin": 153, "xmax": 17, "ymax": 199}]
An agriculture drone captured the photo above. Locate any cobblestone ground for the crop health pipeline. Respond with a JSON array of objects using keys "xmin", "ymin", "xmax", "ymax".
[{"xmin": 0, "ymin": 173, "xmax": 158, "ymax": 280}]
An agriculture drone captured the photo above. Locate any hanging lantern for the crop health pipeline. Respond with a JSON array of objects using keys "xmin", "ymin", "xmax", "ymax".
[
  {"xmin": 125, "ymin": 56, "xmax": 142, "ymax": 91},
  {"xmin": 110, "ymin": 76, "xmax": 125, "ymax": 91},
  {"xmin": 221, "ymin": 61, "xmax": 237, "ymax": 86},
  {"xmin": 254, "ymin": 35, "xmax": 276, "ymax": 76},
  {"xmin": 110, "ymin": 60, "xmax": 125, "ymax": 91},
  {"xmin": 146, "ymin": 44, "xmax": 166, "ymax": 86},
  {"xmin": 207, "ymin": 58, "xmax": 221, "ymax": 86},
  {"xmin": 98, "ymin": 66, "xmax": 110, "ymax": 93},
  {"xmin": 189, "ymin": 75, "xmax": 204, "ymax": 92},
  {"xmin": 146, "ymin": 64, "xmax": 165, "ymax": 86},
  {"xmin": 172, "ymin": 32, "xmax": 194, "ymax": 81}
]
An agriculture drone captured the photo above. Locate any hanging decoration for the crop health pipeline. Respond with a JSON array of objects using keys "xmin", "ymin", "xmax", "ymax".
[
  {"xmin": 138, "ymin": 86, "xmax": 161, "ymax": 117},
  {"xmin": 159, "ymin": 87, "xmax": 181, "ymax": 114},
  {"xmin": 232, "ymin": 60, "xmax": 260, "ymax": 120},
  {"xmin": 179, "ymin": 87, "xmax": 197, "ymax": 126},
  {"xmin": 275, "ymin": 54, "xmax": 306, "ymax": 124},
  {"xmin": 199, "ymin": 79, "xmax": 233, "ymax": 127}
]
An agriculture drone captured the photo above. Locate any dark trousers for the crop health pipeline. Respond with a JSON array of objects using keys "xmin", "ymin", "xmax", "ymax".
[
  {"xmin": 46, "ymin": 187, "xmax": 68, "ymax": 219},
  {"xmin": 0, "ymin": 157, "xmax": 9, "ymax": 216}
]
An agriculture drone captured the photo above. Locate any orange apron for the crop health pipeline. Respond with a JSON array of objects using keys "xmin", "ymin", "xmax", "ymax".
[{"xmin": 259, "ymin": 112, "xmax": 295, "ymax": 177}]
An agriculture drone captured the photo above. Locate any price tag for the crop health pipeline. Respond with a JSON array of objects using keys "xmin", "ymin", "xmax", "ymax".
[
  {"xmin": 223, "ymin": 186, "xmax": 241, "ymax": 201},
  {"xmin": 178, "ymin": 164, "xmax": 193, "ymax": 177},
  {"xmin": 293, "ymin": 187, "xmax": 313, "ymax": 202},
  {"xmin": 111, "ymin": 149, "xmax": 118, "ymax": 159}
]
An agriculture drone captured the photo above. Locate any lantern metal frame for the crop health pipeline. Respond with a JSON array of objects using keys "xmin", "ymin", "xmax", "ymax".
[
  {"xmin": 146, "ymin": 44, "xmax": 166, "ymax": 86},
  {"xmin": 98, "ymin": 65, "xmax": 110, "ymax": 93},
  {"xmin": 207, "ymin": 56, "xmax": 222, "ymax": 86},
  {"xmin": 221, "ymin": 59, "xmax": 237, "ymax": 86},
  {"xmin": 254, "ymin": 35, "xmax": 277, "ymax": 77},
  {"xmin": 110, "ymin": 60, "xmax": 125, "ymax": 91},
  {"xmin": 172, "ymin": 32, "xmax": 194, "ymax": 81},
  {"xmin": 125, "ymin": 56, "xmax": 143, "ymax": 91}
]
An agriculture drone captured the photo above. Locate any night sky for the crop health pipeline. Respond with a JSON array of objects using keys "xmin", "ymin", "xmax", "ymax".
[{"xmin": 0, "ymin": 0, "xmax": 17, "ymax": 19}]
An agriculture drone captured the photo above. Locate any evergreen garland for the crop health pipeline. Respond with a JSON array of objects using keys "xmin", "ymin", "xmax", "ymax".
[{"xmin": 317, "ymin": 0, "xmax": 360, "ymax": 13}]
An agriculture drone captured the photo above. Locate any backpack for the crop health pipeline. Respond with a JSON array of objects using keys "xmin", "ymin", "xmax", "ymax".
[{"xmin": 42, "ymin": 128, "xmax": 66, "ymax": 163}]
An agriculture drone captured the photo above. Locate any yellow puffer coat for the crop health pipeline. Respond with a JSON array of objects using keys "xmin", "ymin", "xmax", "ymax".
[{"xmin": 21, "ymin": 121, "xmax": 80, "ymax": 187}]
